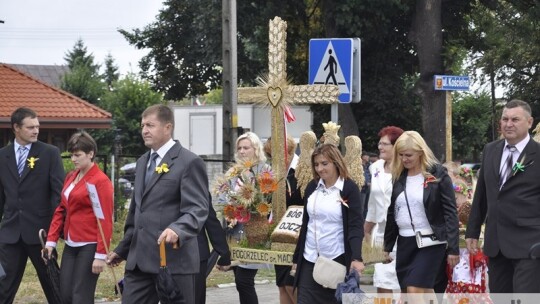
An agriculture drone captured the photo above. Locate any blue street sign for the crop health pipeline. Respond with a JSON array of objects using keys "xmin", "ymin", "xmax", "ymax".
[
  {"xmin": 309, "ymin": 38, "xmax": 361, "ymax": 103},
  {"xmin": 434, "ymin": 75, "xmax": 470, "ymax": 91}
]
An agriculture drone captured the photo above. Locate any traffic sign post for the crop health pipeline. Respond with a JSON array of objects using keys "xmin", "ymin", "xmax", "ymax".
[
  {"xmin": 309, "ymin": 38, "xmax": 361, "ymax": 103},
  {"xmin": 434, "ymin": 75, "xmax": 470, "ymax": 162}
]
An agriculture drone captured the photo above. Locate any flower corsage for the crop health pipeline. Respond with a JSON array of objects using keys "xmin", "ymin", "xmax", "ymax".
[
  {"xmin": 27, "ymin": 157, "xmax": 39, "ymax": 169},
  {"xmin": 512, "ymin": 155, "xmax": 534, "ymax": 176},
  {"xmin": 155, "ymin": 163, "xmax": 169, "ymax": 174},
  {"xmin": 423, "ymin": 175, "xmax": 438, "ymax": 188}
]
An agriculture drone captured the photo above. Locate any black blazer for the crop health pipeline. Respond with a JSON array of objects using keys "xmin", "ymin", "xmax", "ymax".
[
  {"xmin": 0, "ymin": 141, "xmax": 64, "ymax": 245},
  {"xmin": 384, "ymin": 163, "xmax": 459, "ymax": 255},
  {"xmin": 292, "ymin": 178, "xmax": 364, "ymax": 286},
  {"xmin": 197, "ymin": 198, "xmax": 231, "ymax": 266},
  {"xmin": 466, "ymin": 138, "xmax": 540, "ymax": 259}
]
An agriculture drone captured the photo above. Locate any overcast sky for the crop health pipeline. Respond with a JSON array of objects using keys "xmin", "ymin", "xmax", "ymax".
[{"xmin": 0, "ymin": 0, "xmax": 164, "ymax": 75}]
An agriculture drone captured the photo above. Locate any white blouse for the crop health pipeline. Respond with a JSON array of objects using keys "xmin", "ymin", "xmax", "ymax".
[
  {"xmin": 303, "ymin": 178, "xmax": 345, "ymax": 263},
  {"xmin": 365, "ymin": 159, "xmax": 393, "ymax": 225},
  {"xmin": 394, "ymin": 174, "xmax": 431, "ymax": 237}
]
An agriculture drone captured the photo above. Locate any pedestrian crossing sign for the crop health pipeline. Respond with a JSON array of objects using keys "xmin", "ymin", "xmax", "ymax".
[{"xmin": 309, "ymin": 38, "xmax": 361, "ymax": 103}]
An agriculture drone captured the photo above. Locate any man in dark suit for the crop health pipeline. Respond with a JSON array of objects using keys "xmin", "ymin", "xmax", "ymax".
[
  {"xmin": 0, "ymin": 107, "xmax": 65, "ymax": 303},
  {"xmin": 195, "ymin": 198, "xmax": 231, "ymax": 304},
  {"xmin": 107, "ymin": 104, "xmax": 209, "ymax": 303},
  {"xmin": 466, "ymin": 99, "xmax": 540, "ymax": 293}
]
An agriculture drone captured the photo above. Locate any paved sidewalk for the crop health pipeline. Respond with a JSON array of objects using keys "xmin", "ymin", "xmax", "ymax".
[
  {"xmin": 100, "ymin": 277, "xmax": 376, "ymax": 304},
  {"xmin": 205, "ymin": 277, "xmax": 377, "ymax": 304}
]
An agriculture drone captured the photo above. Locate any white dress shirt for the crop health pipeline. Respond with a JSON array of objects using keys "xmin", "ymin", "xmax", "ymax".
[{"xmin": 303, "ymin": 177, "xmax": 345, "ymax": 263}]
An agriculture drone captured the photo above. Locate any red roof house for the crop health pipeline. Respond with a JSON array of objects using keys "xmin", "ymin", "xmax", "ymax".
[{"xmin": 0, "ymin": 63, "xmax": 112, "ymax": 150}]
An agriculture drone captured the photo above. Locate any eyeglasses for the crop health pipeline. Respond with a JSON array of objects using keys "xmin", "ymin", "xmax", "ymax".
[{"xmin": 378, "ymin": 142, "xmax": 392, "ymax": 147}]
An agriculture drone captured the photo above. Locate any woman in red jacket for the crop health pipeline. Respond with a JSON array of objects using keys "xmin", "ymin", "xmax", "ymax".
[{"xmin": 44, "ymin": 131, "xmax": 113, "ymax": 303}]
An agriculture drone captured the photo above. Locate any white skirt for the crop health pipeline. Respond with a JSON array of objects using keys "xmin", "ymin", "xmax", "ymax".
[{"xmin": 372, "ymin": 223, "xmax": 400, "ymax": 290}]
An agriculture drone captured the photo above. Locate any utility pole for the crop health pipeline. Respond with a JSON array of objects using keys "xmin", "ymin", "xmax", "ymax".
[{"xmin": 222, "ymin": 0, "xmax": 238, "ymax": 168}]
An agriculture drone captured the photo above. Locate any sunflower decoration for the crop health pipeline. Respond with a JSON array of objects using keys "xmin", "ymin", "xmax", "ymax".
[{"xmin": 213, "ymin": 162, "xmax": 278, "ymax": 223}]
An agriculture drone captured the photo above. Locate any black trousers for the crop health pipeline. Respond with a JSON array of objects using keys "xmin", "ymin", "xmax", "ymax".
[
  {"xmin": 122, "ymin": 265, "xmax": 196, "ymax": 304},
  {"xmin": 195, "ymin": 260, "xmax": 207, "ymax": 304},
  {"xmin": 488, "ymin": 251, "xmax": 540, "ymax": 293},
  {"xmin": 0, "ymin": 238, "xmax": 56, "ymax": 304},
  {"xmin": 60, "ymin": 244, "xmax": 99, "ymax": 304},
  {"xmin": 233, "ymin": 267, "xmax": 258, "ymax": 304}
]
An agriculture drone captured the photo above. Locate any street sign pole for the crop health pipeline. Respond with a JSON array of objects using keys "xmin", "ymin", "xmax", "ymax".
[
  {"xmin": 434, "ymin": 75, "xmax": 470, "ymax": 163},
  {"xmin": 446, "ymin": 91, "xmax": 452, "ymax": 162}
]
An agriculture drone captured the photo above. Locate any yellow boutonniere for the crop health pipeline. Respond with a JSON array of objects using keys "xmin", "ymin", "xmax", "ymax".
[
  {"xmin": 27, "ymin": 157, "xmax": 39, "ymax": 169},
  {"xmin": 155, "ymin": 163, "xmax": 169, "ymax": 174}
]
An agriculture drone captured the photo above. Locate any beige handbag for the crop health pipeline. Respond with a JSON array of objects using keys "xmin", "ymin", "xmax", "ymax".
[
  {"xmin": 313, "ymin": 255, "xmax": 346, "ymax": 289},
  {"xmin": 311, "ymin": 190, "xmax": 346, "ymax": 289}
]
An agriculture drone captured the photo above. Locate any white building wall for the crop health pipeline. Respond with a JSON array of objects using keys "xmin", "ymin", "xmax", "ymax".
[{"xmin": 172, "ymin": 104, "xmax": 312, "ymax": 156}]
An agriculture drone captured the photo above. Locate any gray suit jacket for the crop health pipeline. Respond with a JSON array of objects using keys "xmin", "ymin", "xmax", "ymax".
[
  {"xmin": 466, "ymin": 138, "xmax": 540, "ymax": 259},
  {"xmin": 0, "ymin": 141, "xmax": 64, "ymax": 245},
  {"xmin": 115, "ymin": 141, "xmax": 209, "ymax": 274}
]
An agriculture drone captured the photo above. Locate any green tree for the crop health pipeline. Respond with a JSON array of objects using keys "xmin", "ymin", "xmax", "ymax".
[
  {"xmin": 467, "ymin": 0, "xmax": 540, "ymax": 123},
  {"xmin": 61, "ymin": 61, "xmax": 106, "ymax": 105},
  {"xmin": 99, "ymin": 74, "xmax": 164, "ymax": 156},
  {"xmin": 64, "ymin": 38, "xmax": 100, "ymax": 72},
  {"xmin": 452, "ymin": 93, "xmax": 492, "ymax": 162},
  {"xmin": 103, "ymin": 53, "xmax": 120, "ymax": 90},
  {"xmin": 61, "ymin": 39, "xmax": 105, "ymax": 105}
]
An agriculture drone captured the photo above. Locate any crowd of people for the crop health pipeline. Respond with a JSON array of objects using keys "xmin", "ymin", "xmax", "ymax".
[{"xmin": 1, "ymin": 99, "xmax": 539, "ymax": 303}]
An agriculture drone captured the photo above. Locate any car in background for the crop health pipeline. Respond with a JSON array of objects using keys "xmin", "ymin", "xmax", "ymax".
[{"xmin": 118, "ymin": 178, "xmax": 133, "ymax": 198}]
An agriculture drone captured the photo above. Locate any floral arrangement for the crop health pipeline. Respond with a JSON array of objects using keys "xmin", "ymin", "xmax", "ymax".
[
  {"xmin": 459, "ymin": 166, "xmax": 474, "ymax": 180},
  {"xmin": 453, "ymin": 181, "xmax": 472, "ymax": 199},
  {"xmin": 214, "ymin": 160, "xmax": 278, "ymax": 223}
]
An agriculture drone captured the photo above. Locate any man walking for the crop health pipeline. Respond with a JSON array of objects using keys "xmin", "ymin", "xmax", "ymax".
[
  {"xmin": 0, "ymin": 107, "xmax": 65, "ymax": 303},
  {"xmin": 466, "ymin": 99, "xmax": 540, "ymax": 292},
  {"xmin": 107, "ymin": 104, "xmax": 209, "ymax": 303}
]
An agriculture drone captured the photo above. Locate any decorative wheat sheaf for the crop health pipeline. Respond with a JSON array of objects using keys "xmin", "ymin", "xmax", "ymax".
[
  {"xmin": 269, "ymin": 17, "xmax": 287, "ymax": 85},
  {"xmin": 288, "ymin": 85, "xmax": 340, "ymax": 104}
]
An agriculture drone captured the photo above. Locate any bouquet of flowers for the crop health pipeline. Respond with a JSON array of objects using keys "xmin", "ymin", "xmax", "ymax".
[{"xmin": 214, "ymin": 160, "xmax": 278, "ymax": 223}]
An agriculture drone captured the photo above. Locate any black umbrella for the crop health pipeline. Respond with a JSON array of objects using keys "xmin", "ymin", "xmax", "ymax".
[
  {"xmin": 206, "ymin": 250, "xmax": 220, "ymax": 277},
  {"xmin": 156, "ymin": 242, "xmax": 185, "ymax": 304},
  {"xmin": 0, "ymin": 261, "xmax": 6, "ymax": 280},
  {"xmin": 530, "ymin": 242, "xmax": 540, "ymax": 259},
  {"xmin": 39, "ymin": 229, "xmax": 62, "ymax": 304}
]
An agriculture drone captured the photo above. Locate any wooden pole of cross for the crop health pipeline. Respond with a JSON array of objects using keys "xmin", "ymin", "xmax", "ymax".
[{"xmin": 238, "ymin": 16, "xmax": 340, "ymax": 222}]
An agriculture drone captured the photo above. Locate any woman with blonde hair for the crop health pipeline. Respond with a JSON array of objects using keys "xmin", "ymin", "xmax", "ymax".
[
  {"xmin": 383, "ymin": 131, "xmax": 459, "ymax": 301},
  {"xmin": 218, "ymin": 131, "xmax": 269, "ymax": 304}
]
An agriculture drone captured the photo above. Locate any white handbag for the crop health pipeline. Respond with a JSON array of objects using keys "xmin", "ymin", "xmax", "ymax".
[
  {"xmin": 312, "ymin": 256, "xmax": 346, "ymax": 289},
  {"xmin": 415, "ymin": 230, "xmax": 447, "ymax": 248}
]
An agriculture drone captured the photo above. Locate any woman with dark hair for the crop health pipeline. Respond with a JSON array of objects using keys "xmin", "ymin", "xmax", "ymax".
[
  {"xmin": 292, "ymin": 144, "xmax": 364, "ymax": 304},
  {"xmin": 364, "ymin": 126, "xmax": 404, "ymax": 293},
  {"xmin": 44, "ymin": 131, "xmax": 113, "ymax": 303},
  {"xmin": 384, "ymin": 131, "xmax": 459, "ymax": 302}
]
